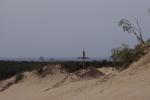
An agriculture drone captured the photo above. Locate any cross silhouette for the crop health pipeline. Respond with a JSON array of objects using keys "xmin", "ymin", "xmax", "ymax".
[{"xmin": 77, "ymin": 50, "xmax": 89, "ymax": 69}]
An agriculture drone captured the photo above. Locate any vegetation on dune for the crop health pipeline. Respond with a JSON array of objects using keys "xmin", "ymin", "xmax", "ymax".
[
  {"xmin": 0, "ymin": 60, "xmax": 114, "ymax": 80},
  {"xmin": 0, "ymin": 61, "xmax": 46, "ymax": 80},
  {"xmin": 61, "ymin": 60, "xmax": 114, "ymax": 73},
  {"xmin": 110, "ymin": 43, "xmax": 148, "ymax": 70},
  {"xmin": 0, "ymin": 42, "xmax": 149, "ymax": 80},
  {"xmin": 111, "ymin": 13, "xmax": 150, "ymax": 70}
]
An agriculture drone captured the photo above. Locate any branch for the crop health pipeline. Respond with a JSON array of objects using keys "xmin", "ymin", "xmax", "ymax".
[{"xmin": 134, "ymin": 17, "xmax": 143, "ymax": 34}]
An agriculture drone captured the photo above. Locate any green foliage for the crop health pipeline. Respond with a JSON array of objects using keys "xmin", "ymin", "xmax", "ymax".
[
  {"xmin": 0, "ymin": 60, "xmax": 114, "ymax": 80},
  {"xmin": 111, "ymin": 44, "xmax": 146, "ymax": 70},
  {"xmin": 86, "ymin": 60, "xmax": 113, "ymax": 68},
  {"xmin": 111, "ymin": 44, "xmax": 134, "ymax": 68},
  {"xmin": 0, "ymin": 61, "xmax": 45, "ymax": 80},
  {"xmin": 61, "ymin": 60, "xmax": 113, "ymax": 73}
]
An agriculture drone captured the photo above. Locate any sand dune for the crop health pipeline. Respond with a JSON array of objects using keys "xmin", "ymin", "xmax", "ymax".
[{"xmin": 0, "ymin": 51, "xmax": 150, "ymax": 100}]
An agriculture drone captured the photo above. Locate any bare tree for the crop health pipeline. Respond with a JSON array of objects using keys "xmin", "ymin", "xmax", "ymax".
[{"xmin": 118, "ymin": 18, "xmax": 145, "ymax": 44}]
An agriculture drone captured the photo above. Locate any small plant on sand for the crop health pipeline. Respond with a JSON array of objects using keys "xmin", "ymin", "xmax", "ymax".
[{"xmin": 14, "ymin": 73, "xmax": 24, "ymax": 83}]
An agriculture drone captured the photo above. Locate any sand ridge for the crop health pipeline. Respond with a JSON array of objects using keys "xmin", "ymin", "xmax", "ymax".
[{"xmin": 0, "ymin": 51, "xmax": 150, "ymax": 100}]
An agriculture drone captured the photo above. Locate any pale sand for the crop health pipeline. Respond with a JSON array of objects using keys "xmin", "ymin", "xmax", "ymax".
[{"xmin": 0, "ymin": 51, "xmax": 150, "ymax": 100}]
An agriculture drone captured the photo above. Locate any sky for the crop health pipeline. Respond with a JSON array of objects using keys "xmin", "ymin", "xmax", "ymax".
[{"xmin": 0, "ymin": 0, "xmax": 150, "ymax": 58}]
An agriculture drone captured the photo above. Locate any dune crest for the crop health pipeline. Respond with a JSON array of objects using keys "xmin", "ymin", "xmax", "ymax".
[{"xmin": 0, "ymin": 51, "xmax": 150, "ymax": 100}]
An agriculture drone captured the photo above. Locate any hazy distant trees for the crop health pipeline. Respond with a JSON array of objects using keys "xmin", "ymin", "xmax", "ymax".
[{"xmin": 118, "ymin": 18, "xmax": 145, "ymax": 44}]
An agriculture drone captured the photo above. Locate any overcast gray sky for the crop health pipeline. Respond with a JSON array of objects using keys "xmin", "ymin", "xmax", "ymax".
[{"xmin": 0, "ymin": 0, "xmax": 150, "ymax": 58}]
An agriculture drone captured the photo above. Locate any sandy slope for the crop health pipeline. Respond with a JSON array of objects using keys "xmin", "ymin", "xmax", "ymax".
[{"xmin": 0, "ymin": 51, "xmax": 150, "ymax": 100}]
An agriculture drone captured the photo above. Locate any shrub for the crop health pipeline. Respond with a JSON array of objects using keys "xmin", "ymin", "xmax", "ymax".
[
  {"xmin": 111, "ymin": 44, "xmax": 133, "ymax": 67},
  {"xmin": 111, "ymin": 44, "xmax": 147, "ymax": 69},
  {"xmin": 110, "ymin": 44, "xmax": 146, "ymax": 70},
  {"xmin": 61, "ymin": 61, "xmax": 82, "ymax": 73},
  {"xmin": 15, "ymin": 73, "xmax": 24, "ymax": 83},
  {"xmin": 0, "ymin": 61, "xmax": 45, "ymax": 80}
]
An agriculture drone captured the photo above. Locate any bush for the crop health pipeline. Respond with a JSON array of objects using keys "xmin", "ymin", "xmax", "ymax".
[
  {"xmin": 0, "ymin": 61, "xmax": 45, "ymax": 80},
  {"xmin": 15, "ymin": 73, "xmax": 24, "ymax": 83},
  {"xmin": 61, "ymin": 61, "xmax": 82, "ymax": 73},
  {"xmin": 111, "ymin": 44, "xmax": 146, "ymax": 70}
]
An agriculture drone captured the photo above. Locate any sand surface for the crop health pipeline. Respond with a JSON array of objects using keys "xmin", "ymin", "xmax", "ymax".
[{"xmin": 0, "ymin": 52, "xmax": 150, "ymax": 100}]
